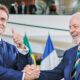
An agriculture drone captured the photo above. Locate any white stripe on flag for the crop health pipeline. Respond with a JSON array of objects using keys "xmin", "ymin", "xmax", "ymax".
[{"xmin": 40, "ymin": 50, "xmax": 59, "ymax": 70}]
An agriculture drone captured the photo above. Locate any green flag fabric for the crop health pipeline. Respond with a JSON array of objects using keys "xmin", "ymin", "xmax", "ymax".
[{"xmin": 23, "ymin": 34, "xmax": 36, "ymax": 65}]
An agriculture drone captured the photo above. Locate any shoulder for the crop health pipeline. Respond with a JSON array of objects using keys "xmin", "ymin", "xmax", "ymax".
[
  {"xmin": 63, "ymin": 45, "xmax": 78, "ymax": 56},
  {"xmin": 66, "ymin": 45, "xmax": 77, "ymax": 52},
  {"xmin": 2, "ymin": 40, "xmax": 17, "ymax": 50},
  {"xmin": 3, "ymin": 40, "xmax": 19, "ymax": 54}
]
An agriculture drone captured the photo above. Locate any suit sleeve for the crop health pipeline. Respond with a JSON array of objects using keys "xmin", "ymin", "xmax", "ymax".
[
  {"xmin": 16, "ymin": 51, "xmax": 32, "ymax": 70},
  {"xmin": 0, "ymin": 44, "xmax": 32, "ymax": 80},
  {"xmin": 36, "ymin": 51, "xmax": 68, "ymax": 80},
  {"xmin": 13, "ymin": 46, "xmax": 32, "ymax": 71},
  {"xmin": 37, "ymin": 59, "xmax": 64, "ymax": 80},
  {"xmin": 0, "ymin": 66, "xmax": 23, "ymax": 80},
  {"xmin": 0, "ymin": 46, "xmax": 32, "ymax": 80}
]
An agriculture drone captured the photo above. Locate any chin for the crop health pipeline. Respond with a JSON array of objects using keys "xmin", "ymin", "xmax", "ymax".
[{"xmin": 74, "ymin": 39, "xmax": 80, "ymax": 45}]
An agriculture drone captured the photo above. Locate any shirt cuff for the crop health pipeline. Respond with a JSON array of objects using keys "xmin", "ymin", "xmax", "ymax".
[
  {"xmin": 18, "ymin": 46, "xmax": 29, "ymax": 55},
  {"xmin": 22, "ymin": 72, "xmax": 25, "ymax": 80}
]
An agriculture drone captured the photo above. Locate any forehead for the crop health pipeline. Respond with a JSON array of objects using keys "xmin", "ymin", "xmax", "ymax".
[{"xmin": 0, "ymin": 9, "xmax": 8, "ymax": 19}]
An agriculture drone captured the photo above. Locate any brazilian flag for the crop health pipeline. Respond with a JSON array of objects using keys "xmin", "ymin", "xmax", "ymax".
[{"xmin": 23, "ymin": 34, "xmax": 36, "ymax": 65}]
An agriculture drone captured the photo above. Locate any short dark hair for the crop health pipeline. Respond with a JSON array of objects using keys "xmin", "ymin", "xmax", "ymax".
[{"xmin": 0, "ymin": 4, "xmax": 9, "ymax": 19}]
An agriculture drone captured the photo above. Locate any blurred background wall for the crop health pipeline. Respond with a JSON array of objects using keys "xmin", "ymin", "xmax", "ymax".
[{"xmin": 1, "ymin": 0, "xmax": 80, "ymax": 15}]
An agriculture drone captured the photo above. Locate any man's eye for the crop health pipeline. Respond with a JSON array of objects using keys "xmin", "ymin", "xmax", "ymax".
[{"xmin": 74, "ymin": 26, "xmax": 79, "ymax": 29}]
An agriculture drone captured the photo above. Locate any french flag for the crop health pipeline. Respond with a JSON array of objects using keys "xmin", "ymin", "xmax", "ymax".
[{"xmin": 40, "ymin": 35, "xmax": 59, "ymax": 70}]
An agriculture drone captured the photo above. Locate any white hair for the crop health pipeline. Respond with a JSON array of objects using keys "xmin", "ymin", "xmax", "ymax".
[
  {"xmin": 71, "ymin": 12, "xmax": 80, "ymax": 18},
  {"xmin": 69, "ymin": 12, "xmax": 80, "ymax": 22}
]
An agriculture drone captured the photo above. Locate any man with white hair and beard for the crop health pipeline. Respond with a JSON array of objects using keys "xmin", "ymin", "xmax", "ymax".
[
  {"xmin": 36, "ymin": 13, "xmax": 80, "ymax": 80},
  {"xmin": 23, "ymin": 13, "xmax": 80, "ymax": 80}
]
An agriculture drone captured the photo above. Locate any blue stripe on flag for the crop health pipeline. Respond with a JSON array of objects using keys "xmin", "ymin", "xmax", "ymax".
[{"xmin": 42, "ymin": 35, "xmax": 55, "ymax": 60}]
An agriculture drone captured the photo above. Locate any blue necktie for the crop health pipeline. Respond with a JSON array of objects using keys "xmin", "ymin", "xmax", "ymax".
[{"xmin": 22, "ymin": 6, "xmax": 24, "ymax": 14}]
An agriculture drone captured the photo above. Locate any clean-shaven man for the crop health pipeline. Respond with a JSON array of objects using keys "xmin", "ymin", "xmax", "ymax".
[{"xmin": 0, "ymin": 4, "xmax": 40, "ymax": 80}]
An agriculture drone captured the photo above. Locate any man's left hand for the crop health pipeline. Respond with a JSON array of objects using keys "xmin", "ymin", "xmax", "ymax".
[{"xmin": 12, "ymin": 28, "xmax": 25, "ymax": 49}]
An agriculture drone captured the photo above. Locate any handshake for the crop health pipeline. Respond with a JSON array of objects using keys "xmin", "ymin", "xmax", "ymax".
[{"xmin": 22, "ymin": 64, "xmax": 40, "ymax": 80}]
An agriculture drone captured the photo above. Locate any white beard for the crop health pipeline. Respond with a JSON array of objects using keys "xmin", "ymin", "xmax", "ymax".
[
  {"xmin": 72, "ymin": 33, "xmax": 80, "ymax": 45},
  {"xmin": 72, "ymin": 38, "xmax": 80, "ymax": 45}
]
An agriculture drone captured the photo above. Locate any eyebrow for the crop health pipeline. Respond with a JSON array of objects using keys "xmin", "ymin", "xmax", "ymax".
[
  {"xmin": 69, "ymin": 24, "xmax": 80, "ymax": 29},
  {"xmin": 72, "ymin": 24, "xmax": 77, "ymax": 26},
  {"xmin": 72, "ymin": 24, "xmax": 80, "ymax": 27}
]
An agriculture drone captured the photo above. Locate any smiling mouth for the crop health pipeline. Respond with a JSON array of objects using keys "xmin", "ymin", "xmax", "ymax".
[
  {"xmin": 71, "ymin": 33, "xmax": 79, "ymax": 38},
  {"xmin": 73, "ymin": 35, "xmax": 78, "ymax": 37},
  {"xmin": 73, "ymin": 36, "xmax": 78, "ymax": 40}
]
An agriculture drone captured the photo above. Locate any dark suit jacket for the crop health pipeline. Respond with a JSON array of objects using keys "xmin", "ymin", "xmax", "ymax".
[
  {"xmin": 0, "ymin": 39, "xmax": 32, "ymax": 80},
  {"xmin": 37, "ymin": 45, "xmax": 80, "ymax": 80},
  {"xmin": 18, "ymin": 6, "xmax": 27, "ymax": 14},
  {"xmin": 29, "ymin": 5, "xmax": 37, "ymax": 14},
  {"xmin": 10, "ymin": 6, "xmax": 18, "ymax": 14}
]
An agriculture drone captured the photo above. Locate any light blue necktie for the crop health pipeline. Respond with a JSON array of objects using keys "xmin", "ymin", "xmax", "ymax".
[{"xmin": 22, "ymin": 6, "xmax": 24, "ymax": 14}]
